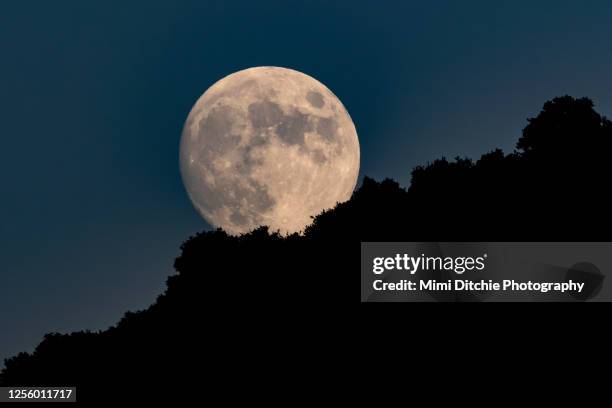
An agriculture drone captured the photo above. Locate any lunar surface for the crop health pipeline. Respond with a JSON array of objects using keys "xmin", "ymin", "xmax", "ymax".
[{"xmin": 179, "ymin": 67, "xmax": 360, "ymax": 235}]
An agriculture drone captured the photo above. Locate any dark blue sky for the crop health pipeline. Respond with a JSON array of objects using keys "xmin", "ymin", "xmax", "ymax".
[{"xmin": 1, "ymin": 1, "xmax": 612, "ymax": 359}]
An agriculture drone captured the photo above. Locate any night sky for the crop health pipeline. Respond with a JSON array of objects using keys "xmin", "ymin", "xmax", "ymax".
[{"xmin": 2, "ymin": 1, "xmax": 612, "ymax": 359}]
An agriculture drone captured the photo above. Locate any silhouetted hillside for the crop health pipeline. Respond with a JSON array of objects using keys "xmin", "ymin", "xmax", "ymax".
[{"xmin": 1, "ymin": 96, "xmax": 611, "ymax": 401}]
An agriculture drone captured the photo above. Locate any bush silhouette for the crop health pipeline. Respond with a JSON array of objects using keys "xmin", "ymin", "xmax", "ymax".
[{"xmin": 1, "ymin": 96, "xmax": 611, "ymax": 401}]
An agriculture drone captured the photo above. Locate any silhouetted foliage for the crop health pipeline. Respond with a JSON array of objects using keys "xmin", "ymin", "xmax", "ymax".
[
  {"xmin": 517, "ymin": 96, "xmax": 611, "ymax": 158},
  {"xmin": 2, "ymin": 96, "xmax": 611, "ymax": 400}
]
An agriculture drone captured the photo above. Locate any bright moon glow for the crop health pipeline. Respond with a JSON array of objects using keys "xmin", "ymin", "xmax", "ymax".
[{"xmin": 179, "ymin": 67, "xmax": 360, "ymax": 235}]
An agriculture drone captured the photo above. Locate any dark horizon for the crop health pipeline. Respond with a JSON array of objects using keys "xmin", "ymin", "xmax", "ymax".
[{"xmin": 2, "ymin": 93, "xmax": 611, "ymax": 398}]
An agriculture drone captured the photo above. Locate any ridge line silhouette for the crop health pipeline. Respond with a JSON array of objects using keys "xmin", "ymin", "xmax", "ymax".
[{"xmin": 1, "ymin": 95, "xmax": 610, "ymax": 400}]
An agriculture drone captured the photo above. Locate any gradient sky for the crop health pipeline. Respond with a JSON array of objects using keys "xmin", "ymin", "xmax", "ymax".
[{"xmin": 1, "ymin": 1, "xmax": 612, "ymax": 360}]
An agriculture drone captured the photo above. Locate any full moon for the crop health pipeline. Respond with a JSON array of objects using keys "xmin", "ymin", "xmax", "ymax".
[{"xmin": 179, "ymin": 67, "xmax": 360, "ymax": 235}]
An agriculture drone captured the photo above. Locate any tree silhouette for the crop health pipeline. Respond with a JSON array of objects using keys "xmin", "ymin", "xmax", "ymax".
[
  {"xmin": 1, "ymin": 96, "xmax": 611, "ymax": 401},
  {"xmin": 517, "ymin": 96, "xmax": 611, "ymax": 158}
]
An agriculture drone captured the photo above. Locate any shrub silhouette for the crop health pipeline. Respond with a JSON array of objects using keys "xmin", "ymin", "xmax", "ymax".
[{"xmin": 1, "ymin": 96, "xmax": 611, "ymax": 400}]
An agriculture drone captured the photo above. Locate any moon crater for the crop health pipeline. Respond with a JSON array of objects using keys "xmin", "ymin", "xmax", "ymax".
[{"xmin": 180, "ymin": 66, "xmax": 360, "ymax": 235}]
